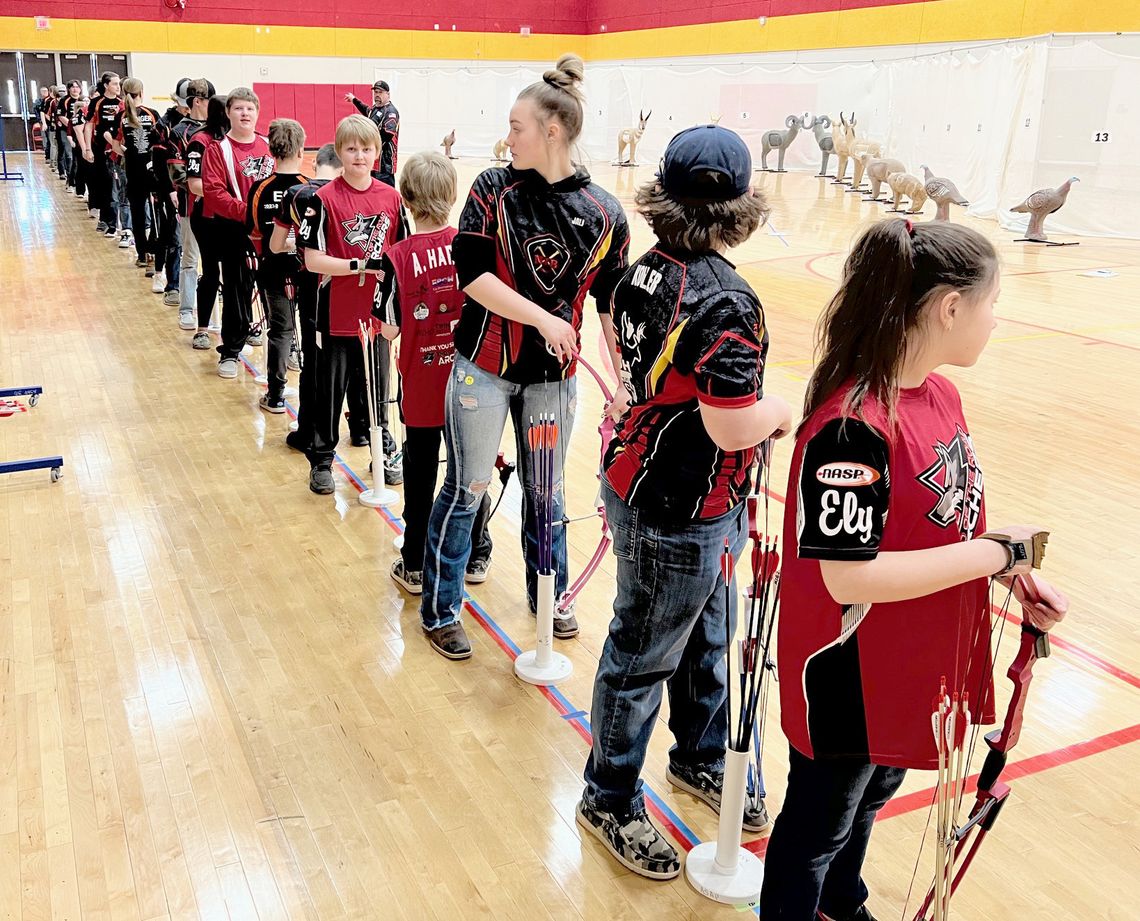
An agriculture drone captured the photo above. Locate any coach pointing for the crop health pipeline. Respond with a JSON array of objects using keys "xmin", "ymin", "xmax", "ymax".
[{"xmin": 344, "ymin": 81, "xmax": 400, "ymax": 187}]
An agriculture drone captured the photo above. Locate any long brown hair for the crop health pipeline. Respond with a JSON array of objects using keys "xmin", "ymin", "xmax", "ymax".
[
  {"xmin": 802, "ymin": 219, "xmax": 997, "ymax": 429},
  {"xmin": 122, "ymin": 77, "xmax": 144, "ymax": 129}
]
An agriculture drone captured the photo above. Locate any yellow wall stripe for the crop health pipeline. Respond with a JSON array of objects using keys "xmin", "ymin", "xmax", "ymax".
[{"xmin": 1, "ymin": 0, "xmax": 1137, "ymax": 59}]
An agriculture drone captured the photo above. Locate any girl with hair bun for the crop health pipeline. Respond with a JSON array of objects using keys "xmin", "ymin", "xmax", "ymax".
[{"xmin": 418, "ymin": 54, "xmax": 631, "ymax": 660}]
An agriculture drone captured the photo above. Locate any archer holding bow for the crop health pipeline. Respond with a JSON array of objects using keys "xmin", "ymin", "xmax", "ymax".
[
  {"xmin": 578, "ymin": 126, "xmax": 792, "ymax": 880},
  {"xmin": 760, "ymin": 219, "xmax": 1069, "ymax": 921}
]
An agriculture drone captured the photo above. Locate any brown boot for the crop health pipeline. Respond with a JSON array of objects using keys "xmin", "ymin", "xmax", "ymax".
[{"xmin": 424, "ymin": 621, "xmax": 472, "ymax": 660}]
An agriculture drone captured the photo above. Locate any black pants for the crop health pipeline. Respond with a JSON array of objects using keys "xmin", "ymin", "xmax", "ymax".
[
  {"xmin": 152, "ymin": 192, "xmax": 177, "ymax": 281},
  {"xmin": 759, "ymin": 746, "xmax": 908, "ymax": 920},
  {"xmin": 125, "ymin": 170, "xmax": 152, "ymax": 261},
  {"xmin": 214, "ymin": 219, "xmax": 256, "ymax": 360},
  {"xmin": 190, "ymin": 212, "xmax": 224, "ymax": 331},
  {"xmin": 401, "ymin": 424, "xmax": 492, "ymax": 572},
  {"xmin": 257, "ymin": 279, "xmax": 295, "ymax": 401},
  {"xmin": 71, "ymin": 150, "xmax": 86, "ymax": 197},
  {"xmin": 294, "ymin": 274, "xmax": 318, "ymax": 448},
  {"xmin": 56, "ymin": 131, "xmax": 71, "ymax": 181},
  {"xmin": 42, "ymin": 128, "xmax": 51, "ymax": 160},
  {"xmin": 88, "ymin": 154, "xmax": 110, "ymax": 218},
  {"xmin": 309, "ymin": 334, "xmax": 370, "ymax": 469}
]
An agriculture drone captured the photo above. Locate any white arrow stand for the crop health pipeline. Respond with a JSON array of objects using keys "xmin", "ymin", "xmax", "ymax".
[
  {"xmin": 514, "ymin": 571, "xmax": 572, "ymax": 685},
  {"xmin": 684, "ymin": 748, "xmax": 765, "ymax": 908},
  {"xmin": 359, "ymin": 425, "xmax": 398, "ymax": 507}
]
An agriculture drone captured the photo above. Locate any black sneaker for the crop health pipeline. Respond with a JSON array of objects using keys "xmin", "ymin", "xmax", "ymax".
[
  {"xmin": 424, "ymin": 621, "xmax": 472, "ymax": 660},
  {"xmin": 464, "ymin": 558, "xmax": 490, "ymax": 584},
  {"xmin": 818, "ymin": 906, "xmax": 879, "ymax": 921},
  {"xmin": 259, "ymin": 394, "xmax": 286, "ymax": 415},
  {"xmin": 390, "ymin": 559, "xmax": 423, "ymax": 595},
  {"xmin": 665, "ymin": 762, "xmax": 770, "ymax": 832},
  {"xmin": 383, "ymin": 452, "xmax": 403, "ymax": 485},
  {"xmin": 285, "ymin": 430, "xmax": 310, "ymax": 453},
  {"xmin": 309, "ymin": 465, "xmax": 334, "ymax": 495},
  {"xmin": 575, "ymin": 798, "xmax": 680, "ymax": 880},
  {"xmin": 95, "ymin": 221, "xmax": 108, "ymax": 234},
  {"xmin": 350, "ymin": 431, "xmax": 370, "ymax": 448}
]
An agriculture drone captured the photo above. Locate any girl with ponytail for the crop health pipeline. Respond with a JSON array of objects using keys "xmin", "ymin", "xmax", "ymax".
[
  {"xmin": 111, "ymin": 77, "xmax": 166, "ymax": 275},
  {"xmin": 759, "ymin": 219, "xmax": 1070, "ymax": 920},
  {"xmin": 416, "ymin": 54, "xmax": 631, "ymax": 660}
]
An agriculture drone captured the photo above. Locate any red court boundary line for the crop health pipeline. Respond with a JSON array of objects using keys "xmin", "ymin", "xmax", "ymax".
[{"xmin": 992, "ymin": 314, "xmax": 1140, "ymax": 353}]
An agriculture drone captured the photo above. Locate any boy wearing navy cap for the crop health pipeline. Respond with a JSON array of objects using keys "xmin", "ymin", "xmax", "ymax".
[{"xmin": 577, "ymin": 125, "xmax": 792, "ymax": 880}]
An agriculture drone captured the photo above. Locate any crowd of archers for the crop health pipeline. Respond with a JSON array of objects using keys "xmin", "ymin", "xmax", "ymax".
[{"xmin": 35, "ymin": 53, "xmax": 1070, "ymax": 920}]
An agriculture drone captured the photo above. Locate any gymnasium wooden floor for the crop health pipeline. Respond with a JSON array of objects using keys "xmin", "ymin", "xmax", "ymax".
[{"xmin": 2, "ymin": 152, "xmax": 1138, "ymax": 920}]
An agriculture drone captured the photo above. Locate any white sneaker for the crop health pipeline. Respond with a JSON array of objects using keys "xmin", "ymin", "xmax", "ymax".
[
  {"xmin": 118, "ymin": 231, "xmax": 131, "ymax": 249},
  {"xmin": 217, "ymin": 358, "xmax": 239, "ymax": 379},
  {"xmin": 178, "ymin": 309, "xmax": 196, "ymax": 330},
  {"xmin": 164, "ymin": 290, "xmax": 181, "ymax": 307},
  {"xmin": 151, "ymin": 271, "xmax": 166, "ymax": 294}
]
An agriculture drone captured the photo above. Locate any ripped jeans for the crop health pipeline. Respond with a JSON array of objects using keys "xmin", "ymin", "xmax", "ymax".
[{"xmin": 420, "ymin": 355, "xmax": 576, "ymax": 631}]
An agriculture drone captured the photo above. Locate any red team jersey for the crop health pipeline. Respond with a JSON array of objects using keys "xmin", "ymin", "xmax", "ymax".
[
  {"xmin": 778, "ymin": 374, "xmax": 995, "ymax": 770},
  {"xmin": 295, "ymin": 176, "xmax": 404, "ymax": 337},
  {"xmin": 376, "ymin": 227, "xmax": 463, "ymax": 427},
  {"xmin": 202, "ymin": 134, "xmax": 275, "ymax": 222}
]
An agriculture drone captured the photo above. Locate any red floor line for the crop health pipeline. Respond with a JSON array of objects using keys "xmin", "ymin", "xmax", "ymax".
[
  {"xmin": 993, "ymin": 313, "xmax": 1140, "ymax": 353},
  {"xmin": 1006, "ymin": 262, "xmax": 1129, "ymax": 278},
  {"xmin": 743, "ymin": 721, "xmax": 1140, "ymax": 859}
]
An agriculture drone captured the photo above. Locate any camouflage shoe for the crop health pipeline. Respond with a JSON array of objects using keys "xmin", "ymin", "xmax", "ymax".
[
  {"xmin": 666, "ymin": 761, "xmax": 770, "ymax": 832},
  {"xmin": 575, "ymin": 798, "xmax": 680, "ymax": 880}
]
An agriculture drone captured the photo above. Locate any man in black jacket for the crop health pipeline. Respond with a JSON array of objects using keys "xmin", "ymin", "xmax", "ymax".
[{"xmin": 344, "ymin": 81, "xmax": 399, "ymax": 187}]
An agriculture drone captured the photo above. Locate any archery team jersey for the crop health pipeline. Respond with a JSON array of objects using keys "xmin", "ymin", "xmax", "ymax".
[
  {"xmin": 375, "ymin": 227, "xmax": 462, "ymax": 428},
  {"xmin": 247, "ymin": 172, "xmax": 307, "ymax": 291},
  {"xmin": 603, "ymin": 249, "xmax": 768, "ymax": 522},
  {"xmin": 352, "ymin": 98, "xmax": 400, "ymax": 177},
  {"xmin": 62, "ymin": 97, "xmax": 86, "ymax": 139},
  {"xmin": 295, "ymin": 176, "xmax": 404, "ymax": 337},
  {"xmin": 112, "ymin": 105, "xmax": 161, "ymax": 176},
  {"xmin": 451, "ymin": 166, "xmax": 630, "ymax": 385},
  {"xmin": 778, "ymin": 374, "xmax": 996, "ymax": 770},
  {"xmin": 202, "ymin": 135, "xmax": 275, "ymax": 223},
  {"xmin": 170, "ymin": 119, "xmax": 208, "ymax": 216},
  {"xmin": 87, "ymin": 94, "xmax": 122, "ymax": 156}
]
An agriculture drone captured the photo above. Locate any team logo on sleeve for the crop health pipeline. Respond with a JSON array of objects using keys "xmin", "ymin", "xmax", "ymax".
[
  {"xmin": 917, "ymin": 427, "xmax": 984, "ymax": 538},
  {"xmin": 524, "ymin": 235, "xmax": 572, "ymax": 293},
  {"xmin": 240, "ymin": 155, "xmax": 272, "ymax": 179},
  {"xmin": 816, "ymin": 462, "xmax": 880, "ymax": 487}
]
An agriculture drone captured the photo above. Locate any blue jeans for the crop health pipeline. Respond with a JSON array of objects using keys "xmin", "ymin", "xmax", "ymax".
[
  {"xmin": 180, "ymin": 216, "xmax": 199, "ymax": 314},
  {"xmin": 759, "ymin": 746, "xmax": 908, "ymax": 919},
  {"xmin": 420, "ymin": 355, "xmax": 575, "ymax": 630},
  {"xmin": 106, "ymin": 159, "xmax": 131, "ymax": 232},
  {"xmin": 582, "ymin": 481, "xmax": 747, "ymax": 817}
]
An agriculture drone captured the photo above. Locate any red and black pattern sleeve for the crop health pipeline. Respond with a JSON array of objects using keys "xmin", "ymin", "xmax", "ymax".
[
  {"xmin": 673, "ymin": 289, "xmax": 768, "ymax": 408},
  {"xmin": 452, "ymin": 170, "xmax": 499, "ymax": 289},
  {"xmin": 796, "ymin": 418, "xmax": 891, "ymax": 560},
  {"xmin": 294, "ymin": 193, "xmax": 327, "ymax": 253}
]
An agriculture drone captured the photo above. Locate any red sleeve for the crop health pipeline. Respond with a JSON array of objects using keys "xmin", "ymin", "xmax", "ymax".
[{"xmin": 202, "ymin": 141, "xmax": 246, "ymax": 224}]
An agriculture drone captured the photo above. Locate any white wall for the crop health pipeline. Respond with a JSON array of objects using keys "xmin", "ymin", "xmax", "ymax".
[{"xmin": 131, "ymin": 32, "xmax": 1140, "ymax": 238}]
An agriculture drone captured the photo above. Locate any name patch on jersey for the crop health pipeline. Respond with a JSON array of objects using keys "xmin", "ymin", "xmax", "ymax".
[
  {"xmin": 816, "ymin": 462, "xmax": 880, "ymax": 487},
  {"xmin": 630, "ymin": 263, "xmax": 663, "ymax": 296},
  {"xmin": 819, "ymin": 490, "xmax": 875, "ymax": 543}
]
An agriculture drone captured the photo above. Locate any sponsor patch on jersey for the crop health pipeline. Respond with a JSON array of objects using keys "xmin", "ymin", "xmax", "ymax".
[
  {"xmin": 815, "ymin": 462, "xmax": 880, "ymax": 487},
  {"xmin": 523, "ymin": 235, "xmax": 572, "ymax": 294},
  {"xmin": 413, "ymin": 303, "xmax": 429, "ymax": 321},
  {"xmin": 240, "ymin": 155, "xmax": 271, "ymax": 179}
]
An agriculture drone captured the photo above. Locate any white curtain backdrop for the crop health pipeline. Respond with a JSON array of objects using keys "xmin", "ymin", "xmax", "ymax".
[{"xmin": 132, "ymin": 32, "xmax": 1140, "ymax": 238}]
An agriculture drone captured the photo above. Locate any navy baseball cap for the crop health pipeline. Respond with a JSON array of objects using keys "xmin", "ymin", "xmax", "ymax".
[
  {"xmin": 372, "ymin": 80, "xmax": 390, "ymax": 92},
  {"xmin": 659, "ymin": 125, "xmax": 752, "ymax": 202}
]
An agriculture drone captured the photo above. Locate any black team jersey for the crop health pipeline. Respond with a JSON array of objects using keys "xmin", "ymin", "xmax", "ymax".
[
  {"xmin": 247, "ymin": 172, "xmax": 307, "ymax": 292},
  {"xmin": 451, "ymin": 166, "xmax": 630, "ymax": 385},
  {"xmin": 62, "ymin": 97, "xmax": 86, "ymax": 139},
  {"xmin": 87, "ymin": 94, "xmax": 122, "ymax": 157},
  {"xmin": 112, "ymin": 105, "xmax": 161, "ymax": 176},
  {"xmin": 351, "ymin": 98, "xmax": 399, "ymax": 178},
  {"xmin": 604, "ymin": 248, "xmax": 769, "ymax": 522}
]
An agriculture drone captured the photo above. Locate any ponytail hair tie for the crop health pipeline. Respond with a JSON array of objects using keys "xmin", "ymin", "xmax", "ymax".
[{"xmin": 904, "ymin": 219, "xmax": 914, "ymax": 235}]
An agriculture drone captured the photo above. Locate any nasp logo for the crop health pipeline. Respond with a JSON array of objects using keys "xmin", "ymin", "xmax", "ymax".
[{"xmin": 815, "ymin": 463, "xmax": 879, "ymax": 487}]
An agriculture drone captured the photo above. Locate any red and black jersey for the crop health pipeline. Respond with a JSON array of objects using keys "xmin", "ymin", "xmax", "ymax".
[
  {"xmin": 451, "ymin": 166, "xmax": 629, "ymax": 385},
  {"xmin": 202, "ymin": 134, "xmax": 275, "ymax": 223},
  {"xmin": 247, "ymin": 172, "xmax": 307, "ymax": 292},
  {"xmin": 375, "ymin": 227, "xmax": 462, "ymax": 427},
  {"xmin": 87, "ymin": 94, "xmax": 122, "ymax": 157},
  {"xmin": 351, "ymin": 98, "xmax": 399, "ymax": 178},
  {"xmin": 295, "ymin": 176, "xmax": 404, "ymax": 336},
  {"xmin": 113, "ymin": 104, "xmax": 161, "ymax": 176},
  {"xmin": 603, "ymin": 248, "xmax": 767, "ymax": 522},
  {"xmin": 778, "ymin": 374, "xmax": 995, "ymax": 770},
  {"xmin": 60, "ymin": 96, "xmax": 85, "ymax": 138},
  {"xmin": 168, "ymin": 118, "xmax": 207, "ymax": 216}
]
